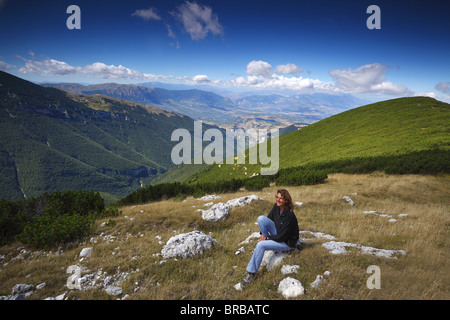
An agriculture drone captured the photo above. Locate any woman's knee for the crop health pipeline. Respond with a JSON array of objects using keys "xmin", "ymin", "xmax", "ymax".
[
  {"xmin": 255, "ymin": 241, "xmax": 266, "ymax": 251},
  {"xmin": 257, "ymin": 215, "xmax": 267, "ymax": 224}
]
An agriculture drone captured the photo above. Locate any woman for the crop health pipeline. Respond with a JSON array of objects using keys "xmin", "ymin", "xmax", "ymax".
[{"xmin": 242, "ymin": 189, "xmax": 299, "ymax": 287}]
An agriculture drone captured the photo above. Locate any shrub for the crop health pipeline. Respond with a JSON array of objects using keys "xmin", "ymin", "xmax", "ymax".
[
  {"xmin": 0, "ymin": 189, "xmax": 120, "ymax": 248},
  {"xmin": 244, "ymin": 175, "xmax": 271, "ymax": 190},
  {"xmin": 18, "ymin": 213, "xmax": 95, "ymax": 249},
  {"xmin": 275, "ymin": 167, "xmax": 328, "ymax": 186},
  {"xmin": 0, "ymin": 199, "xmax": 24, "ymax": 245}
]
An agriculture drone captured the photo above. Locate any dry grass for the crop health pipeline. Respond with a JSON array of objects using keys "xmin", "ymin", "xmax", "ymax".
[{"xmin": 0, "ymin": 173, "xmax": 448, "ymax": 300}]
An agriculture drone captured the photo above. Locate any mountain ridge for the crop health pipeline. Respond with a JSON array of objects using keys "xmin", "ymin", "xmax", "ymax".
[
  {"xmin": 41, "ymin": 82, "xmax": 365, "ymax": 128},
  {"xmin": 0, "ymin": 71, "xmax": 220, "ymax": 202}
]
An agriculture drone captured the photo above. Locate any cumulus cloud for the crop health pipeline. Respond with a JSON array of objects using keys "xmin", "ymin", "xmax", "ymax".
[
  {"xmin": 17, "ymin": 56, "xmax": 80, "ymax": 76},
  {"xmin": 245, "ymin": 60, "xmax": 273, "ymax": 77},
  {"xmin": 131, "ymin": 8, "xmax": 162, "ymax": 21},
  {"xmin": 234, "ymin": 60, "xmax": 329, "ymax": 91},
  {"xmin": 12, "ymin": 54, "xmax": 416, "ymax": 98},
  {"xmin": 172, "ymin": 1, "xmax": 223, "ymax": 40},
  {"xmin": 231, "ymin": 74, "xmax": 331, "ymax": 92},
  {"xmin": 191, "ymin": 74, "xmax": 211, "ymax": 83},
  {"xmin": 274, "ymin": 63, "xmax": 303, "ymax": 74},
  {"xmin": 245, "ymin": 61, "xmax": 303, "ymax": 77},
  {"xmin": 15, "ymin": 55, "xmax": 174, "ymax": 82},
  {"xmin": 82, "ymin": 62, "xmax": 146, "ymax": 79},
  {"xmin": 435, "ymin": 82, "xmax": 450, "ymax": 95},
  {"xmin": 329, "ymin": 63, "xmax": 413, "ymax": 96},
  {"xmin": 231, "ymin": 60, "xmax": 414, "ymax": 96}
]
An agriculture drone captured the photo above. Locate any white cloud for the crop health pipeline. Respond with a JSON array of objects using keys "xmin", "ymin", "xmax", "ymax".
[
  {"xmin": 245, "ymin": 60, "xmax": 273, "ymax": 77},
  {"xmin": 15, "ymin": 56, "xmax": 173, "ymax": 81},
  {"xmin": 12, "ymin": 54, "xmax": 416, "ymax": 98},
  {"xmin": 0, "ymin": 60, "xmax": 14, "ymax": 70},
  {"xmin": 274, "ymin": 63, "xmax": 303, "ymax": 74},
  {"xmin": 172, "ymin": 1, "xmax": 223, "ymax": 40},
  {"xmin": 231, "ymin": 74, "xmax": 331, "ymax": 92},
  {"xmin": 328, "ymin": 63, "xmax": 413, "ymax": 96},
  {"xmin": 234, "ymin": 60, "xmax": 330, "ymax": 91},
  {"xmin": 131, "ymin": 8, "xmax": 161, "ymax": 21},
  {"xmin": 231, "ymin": 61, "xmax": 414, "ymax": 96},
  {"xmin": 192, "ymin": 74, "xmax": 211, "ymax": 83},
  {"xmin": 17, "ymin": 56, "xmax": 80, "ymax": 76},
  {"xmin": 414, "ymin": 92, "xmax": 436, "ymax": 98},
  {"xmin": 82, "ymin": 62, "xmax": 146, "ymax": 79},
  {"xmin": 435, "ymin": 82, "xmax": 450, "ymax": 95}
]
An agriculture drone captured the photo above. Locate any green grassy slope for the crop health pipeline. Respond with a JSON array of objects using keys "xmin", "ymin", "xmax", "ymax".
[{"xmin": 188, "ymin": 97, "xmax": 449, "ymax": 183}]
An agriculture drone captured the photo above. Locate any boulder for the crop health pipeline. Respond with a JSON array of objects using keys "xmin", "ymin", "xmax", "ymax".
[
  {"xmin": 105, "ymin": 286, "xmax": 122, "ymax": 296},
  {"xmin": 278, "ymin": 277, "xmax": 304, "ymax": 298},
  {"xmin": 80, "ymin": 247, "xmax": 93, "ymax": 258},
  {"xmin": 12, "ymin": 284, "xmax": 34, "ymax": 296},
  {"xmin": 310, "ymin": 271, "xmax": 331, "ymax": 289},
  {"xmin": 201, "ymin": 203, "xmax": 230, "ymax": 222},
  {"xmin": 161, "ymin": 231, "xmax": 216, "ymax": 259},
  {"xmin": 226, "ymin": 195, "xmax": 262, "ymax": 207},
  {"xmin": 260, "ymin": 250, "xmax": 289, "ymax": 271},
  {"xmin": 281, "ymin": 265, "xmax": 300, "ymax": 275},
  {"xmin": 199, "ymin": 195, "xmax": 263, "ymax": 222}
]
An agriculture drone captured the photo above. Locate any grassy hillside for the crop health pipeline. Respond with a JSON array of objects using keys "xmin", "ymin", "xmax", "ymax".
[
  {"xmin": 188, "ymin": 97, "xmax": 449, "ymax": 183},
  {"xmin": 0, "ymin": 173, "xmax": 448, "ymax": 300},
  {"xmin": 0, "ymin": 71, "xmax": 221, "ymax": 202}
]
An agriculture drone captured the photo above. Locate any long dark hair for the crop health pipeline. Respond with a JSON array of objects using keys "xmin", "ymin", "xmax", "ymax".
[{"xmin": 277, "ymin": 189, "xmax": 294, "ymax": 211}]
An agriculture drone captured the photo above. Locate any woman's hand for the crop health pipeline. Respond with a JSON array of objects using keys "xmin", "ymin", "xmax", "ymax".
[{"xmin": 260, "ymin": 234, "xmax": 267, "ymax": 241}]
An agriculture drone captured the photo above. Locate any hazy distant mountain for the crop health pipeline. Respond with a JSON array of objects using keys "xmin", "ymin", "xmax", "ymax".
[
  {"xmin": 42, "ymin": 82, "xmax": 366, "ymax": 129},
  {"xmin": 41, "ymin": 82, "xmax": 236, "ymax": 124}
]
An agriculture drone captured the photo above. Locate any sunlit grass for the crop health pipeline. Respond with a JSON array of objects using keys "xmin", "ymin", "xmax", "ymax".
[{"xmin": 0, "ymin": 173, "xmax": 448, "ymax": 300}]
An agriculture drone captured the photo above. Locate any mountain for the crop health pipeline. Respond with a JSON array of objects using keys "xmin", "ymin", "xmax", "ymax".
[
  {"xmin": 41, "ymin": 82, "xmax": 365, "ymax": 129},
  {"xmin": 183, "ymin": 96, "xmax": 450, "ymax": 183},
  {"xmin": 40, "ymin": 82, "xmax": 237, "ymax": 124},
  {"xmin": 0, "ymin": 71, "xmax": 221, "ymax": 202}
]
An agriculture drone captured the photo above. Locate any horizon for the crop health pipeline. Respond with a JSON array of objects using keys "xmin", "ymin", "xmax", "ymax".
[{"xmin": 0, "ymin": 0, "xmax": 449, "ymax": 103}]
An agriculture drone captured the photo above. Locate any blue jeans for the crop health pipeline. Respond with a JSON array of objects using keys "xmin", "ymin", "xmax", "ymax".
[{"xmin": 246, "ymin": 215, "xmax": 292, "ymax": 274}]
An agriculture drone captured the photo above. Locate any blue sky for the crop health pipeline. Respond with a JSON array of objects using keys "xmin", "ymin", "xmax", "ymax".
[{"xmin": 0, "ymin": 0, "xmax": 449, "ymax": 102}]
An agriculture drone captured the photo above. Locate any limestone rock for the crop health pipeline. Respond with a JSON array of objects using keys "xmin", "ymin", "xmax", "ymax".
[
  {"xmin": 201, "ymin": 202, "xmax": 230, "ymax": 222},
  {"xmin": 161, "ymin": 231, "xmax": 216, "ymax": 259},
  {"xmin": 80, "ymin": 247, "xmax": 93, "ymax": 258},
  {"xmin": 278, "ymin": 277, "xmax": 304, "ymax": 298}
]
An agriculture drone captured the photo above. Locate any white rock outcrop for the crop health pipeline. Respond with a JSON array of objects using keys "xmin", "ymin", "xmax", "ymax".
[
  {"xmin": 79, "ymin": 247, "xmax": 93, "ymax": 258},
  {"xmin": 260, "ymin": 250, "xmax": 289, "ymax": 271},
  {"xmin": 161, "ymin": 231, "xmax": 216, "ymax": 259},
  {"xmin": 199, "ymin": 195, "xmax": 263, "ymax": 222},
  {"xmin": 278, "ymin": 277, "xmax": 304, "ymax": 298},
  {"xmin": 226, "ymin": 195, "xmax": 262, "ymax": 207},
  {"xmin": 310, "ymin": 271, "xmax": 331, "ymax": 289},
  {"xmin": 322, "ymin": 241, "xmax": 406, "ymax": 258},
  {"xmin": 201, "ymin": 203, "xmax": 230, "ymax": 222},
  {"xmin": 281, "ymin": 265, "xmax": 300, "ymax": 275},
  {"xmin": 343, "ymin": 196, "xmax": 355, "ymax": 206}
]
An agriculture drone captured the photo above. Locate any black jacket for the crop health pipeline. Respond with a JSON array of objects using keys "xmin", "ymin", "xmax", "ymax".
[{"xmin": 266, "ymin": 204, "xmax": 299, "ymax": 247}]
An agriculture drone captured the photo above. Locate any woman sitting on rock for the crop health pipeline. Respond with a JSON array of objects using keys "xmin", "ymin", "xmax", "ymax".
[{"xmin": 241, "ymin": 189, "xmax": 299, "ymax": 287}]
